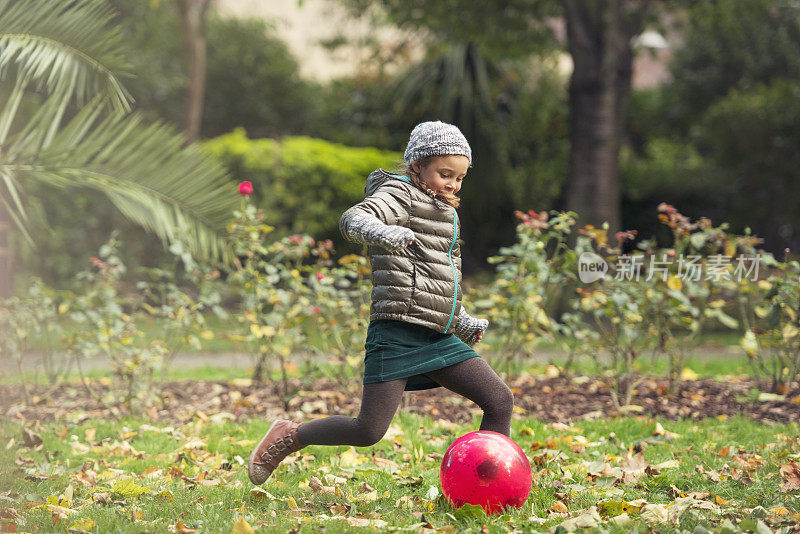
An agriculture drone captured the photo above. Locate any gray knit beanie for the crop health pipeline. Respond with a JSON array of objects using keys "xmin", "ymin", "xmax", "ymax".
[{"xmin": 403, "ymin": 121, "xmax": 472, "ymax": 165}]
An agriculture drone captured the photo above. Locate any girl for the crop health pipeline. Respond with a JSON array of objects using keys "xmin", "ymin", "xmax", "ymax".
[{"xmin": 248, "ymin": 121, "xmax": 515, "ymax": 486}]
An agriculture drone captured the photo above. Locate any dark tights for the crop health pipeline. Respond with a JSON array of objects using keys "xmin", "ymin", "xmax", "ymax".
[{"xmin": 295, "ymin": 357, "xmax": 514, "ymax": 447}]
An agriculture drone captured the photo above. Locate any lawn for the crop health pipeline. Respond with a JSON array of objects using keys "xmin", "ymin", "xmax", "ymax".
[
  {"xmin": 2, "ymin": 331, "xmax": 798, "ymax": 533},
  {"xmin": 2, "ymin": 399, "xmax": 799, "ymax": 533}
]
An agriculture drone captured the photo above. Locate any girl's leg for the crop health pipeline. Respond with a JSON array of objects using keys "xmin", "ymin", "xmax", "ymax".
[
  {"xmin": 296, "ymin": 377, "xmax": 407, "ymax": 447},
  {"xmin": 423, "ymin": 357, "xmax": 514, "ymax": 436}
]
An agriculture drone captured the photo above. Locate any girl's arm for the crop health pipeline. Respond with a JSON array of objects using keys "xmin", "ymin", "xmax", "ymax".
[{"xmin": 339, "ymin": 185, "xmax": 414, "ymax": 252}]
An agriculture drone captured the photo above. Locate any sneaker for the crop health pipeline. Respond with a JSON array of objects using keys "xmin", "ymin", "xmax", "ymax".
[{"xmin": 248, "ymin": 419, "xmax": 305, "ymax": 485}]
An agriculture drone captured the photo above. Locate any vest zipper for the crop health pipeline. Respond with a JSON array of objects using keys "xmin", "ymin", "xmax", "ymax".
[
  {"xmin": 388, "ymin": 172, "xmax": 458, "ymax": 333},
  {"xmin": 444, "ymin": 207, "xmax": 458, "ymax": 332}
]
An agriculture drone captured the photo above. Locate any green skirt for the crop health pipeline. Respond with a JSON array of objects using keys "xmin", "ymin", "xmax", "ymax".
[{"xmin": 363, "ymin": 319, "xmax": 480, "ymax": 391}]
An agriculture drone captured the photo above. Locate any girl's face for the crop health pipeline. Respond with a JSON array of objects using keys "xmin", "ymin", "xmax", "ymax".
[{"xmin": 412, "ymin": 155, "xmax": 469, "ymax": 197}]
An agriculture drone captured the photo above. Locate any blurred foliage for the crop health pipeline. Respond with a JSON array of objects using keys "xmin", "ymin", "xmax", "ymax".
[
  {"xmin": 670, "ymin": 0, "xmax": 800, "ymax": 125},
  {"xmin": 339, "ymin": 0, "xmax": 559, "ymax": 60},
  {"xmin": 20, "ymin": 0, "xmax": 800, "ymax": 290},
  {"xmin": 108, "ymin": 0, "xmax": 322, "ymax": 138},
  {"xmin": 622, "ymin": 0, "xmax": 800, "ymax": 254},
  {"xmin": 20, "ymin": 188, "xmax": 172, "ymax": 289},
  {"xmin": 694, "ymin": 79, "xmax": 800, "ymax": 252},
  {"xmin": 739, "ymin": 257, "xmax": 800, "ymax": 393},
  {"xmin": 310, "ymin": 74, "xmax": 408, "ymax": 149},
  {"xmin": 202, "ymin": 129, "xmax": 399, "ymax": 253}
]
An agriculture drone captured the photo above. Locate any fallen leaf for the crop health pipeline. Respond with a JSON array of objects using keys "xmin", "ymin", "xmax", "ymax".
[
  {"xmin": 695, "ymin": 464, "xmax": 722, "ymax": 482},
  {"xmin": 680, "ymin": 367, "xmax": 700, "ymax": 380},
  {"xmin": 653, "ymin": 460, "xmax": 679, "ymax": 470},
  {"xmin": 69, "ymin": 518, "xmax": 97, "ymax": 532},
  {"xmin": 21, "ymin": 428, "xmax": 42, "ymax": 449},
  {"xmin": 779, "ymin": 461, "xmax": 800, "ymax": 493},
  {"xmin": 555, "ymin": 506, "xmax": 601, "ymax": 531},
  {"xmin": 168, "ymin": 522, "xmax": 197, "ymax": 533},
  {"xmin": 372, "ymin": 456, "xmax": 400, "ymax": 471},
  {"xmin": 609, "ymin": 512, "xmax": 633, "ymax": 528},
  {"xmin": 640, "ymin": 503, "xmax": 668, "ymax": 525},
  {"xmin": 329, "ymin": 503, "xmax": 350, "ymax": 515},
  {"xmin": 345, "ymin": 517, "xmax": 388, "ymax": 528},
  {"xmin": 111, "ymin": 478, "xmax": 150, "ymax": 498},
  {"xmin": 620, "ymin": 452, "xmax": 648, "ymax": 483},
  {"xmin": 550, "ymin": 501, "xmax": 568, "ymax": 513},
  {"xmin": 307, "ymin": 476, "xmax": 336, "ymax": 495},
  {"xmin": 596, "ymin": 500, "xmax": 643, "ymax": 517},
  {"xmin": 351, "ymin": 490, "xmax": 378, "ymax": 503},
  {"xmin": 92, "ymin": 492, "xmax": 111, "ymax": 505},
  {"xmin": 231, "ymin": 517, "xmax": 255, "ymax": 534},
  {"xmin": 248, "ymin": 487, "xmax": 275, "ymax": 501},
  {"xmin": 424, "ymin": 486, "xmax": 440, "ymax": 501},
  {"xmin": 46, "ymin": 504, "xmax": 76, "ymax": 521},
  {"xmin": 154, "ymin": 489, "xmax": 174, "ymax": 500},
  {"xmin": 757, "ymin": 392, "xmax": 785, "ymax": 402}
]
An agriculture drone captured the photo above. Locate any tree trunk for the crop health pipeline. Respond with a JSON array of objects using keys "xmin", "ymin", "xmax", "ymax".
[
  {"xmin": 178, "ymin": 0, "xmax": 211, "ymax": 143},
  {"xmin": 562, "ymin": 0, "xmax": 648, "ymax": 235},
  {"xmin": 0, "ymin": 201, "xmax": 10, "ymax": 298}
]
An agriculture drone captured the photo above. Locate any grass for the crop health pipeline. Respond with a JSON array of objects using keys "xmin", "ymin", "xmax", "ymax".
[
  {"xmin": 2, "ymin": 349, "xmax": 757, "ymax": 390},
  {"xmin": 23, "ymin": 312, "xmax": 347, "ymax": 356},
  {"xmin": 1, "ymin": 411, "xmax": 798, "ymax": 533},
  {"xmin": 23, "ymin": 310, "xmax": 746, "ymax": 356}
]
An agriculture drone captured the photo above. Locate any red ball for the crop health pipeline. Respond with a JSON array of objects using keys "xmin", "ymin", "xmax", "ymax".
[{"xmin": 440, "ymin": 431, "xmax": 532, "ymax": 515}]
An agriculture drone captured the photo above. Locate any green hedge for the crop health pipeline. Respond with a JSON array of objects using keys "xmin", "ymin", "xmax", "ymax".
[{"xmin": 203, "ymin": 128, "xmax": 400, "ymax": 249}]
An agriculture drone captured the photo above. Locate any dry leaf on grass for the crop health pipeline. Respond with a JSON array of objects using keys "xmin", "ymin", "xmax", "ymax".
[
  {"xmin": 779, "ymin": 461, "xmax": 800, "ymax": 493},
  {"xmin": 168, "ymin": 521, "xmax": 197, "ymax": 533},
  {"xmin": 231, "ymin": 517, "xmax": 255, "ymax": 534}
]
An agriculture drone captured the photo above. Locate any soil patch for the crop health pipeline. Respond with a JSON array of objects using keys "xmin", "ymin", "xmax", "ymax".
[{"xmin": 2, "ymin": 374, "xmax": 798, "ymax": 426}]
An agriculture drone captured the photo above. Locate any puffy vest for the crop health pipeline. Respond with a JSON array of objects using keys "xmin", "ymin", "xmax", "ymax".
[{"xmin": 339, "ymin": 168, "xmax": 463, "ymax": 333}]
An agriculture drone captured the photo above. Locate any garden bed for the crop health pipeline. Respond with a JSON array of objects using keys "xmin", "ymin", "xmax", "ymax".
[{"xmin": 3, "ymin": 374, "xmax": 798, "ymax": 425}]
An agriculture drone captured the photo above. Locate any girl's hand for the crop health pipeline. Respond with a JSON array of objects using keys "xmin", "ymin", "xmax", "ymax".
[{"xmin": 474, "ymin": 331, "xmax": 483, "ymax": 344}]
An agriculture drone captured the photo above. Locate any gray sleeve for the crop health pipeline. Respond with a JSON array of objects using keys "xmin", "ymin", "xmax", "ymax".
[
  {"xmin": 455, "ymin": 307, "xmax": 489, "ymax": 344},
  {"xmin": 339, "ymin": 186, "xmax": 414, "ymax": 252}
]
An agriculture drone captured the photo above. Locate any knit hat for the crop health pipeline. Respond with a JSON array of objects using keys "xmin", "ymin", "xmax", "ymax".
[{"xmin": 403, "ymin": 121, "xmax": 472, "ymax": 165}]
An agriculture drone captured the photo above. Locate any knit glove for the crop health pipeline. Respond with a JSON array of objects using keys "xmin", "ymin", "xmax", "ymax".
[
  {"xmin": 454, "ymin": 307, "xmax": 489, "ymax": 345},
  {"xmin": 340, "ymin": 209, "xmax": 414, "ymax": 252}
]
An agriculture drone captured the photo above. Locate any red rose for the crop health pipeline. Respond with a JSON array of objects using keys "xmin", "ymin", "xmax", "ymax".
[
  {"xmin": 238, "ymin": 181, "xmax": 253, "ymax": 196},
  {"xmin": 316, "ymin": 273, "xmax": 324, "ymax": 281}
]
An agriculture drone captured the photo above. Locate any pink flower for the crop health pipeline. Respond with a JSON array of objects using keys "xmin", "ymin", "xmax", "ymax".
[
  {"xmin": 514, "ymin": 209, "xmax": 549, "ymax": 230},
  {"xmin": 238, "ymin": 181, "xmax": 253, "ymax": 196},
  {"xmin": 316, "ymin": 273, "xmax": 324, "ymax": 281},
  {"xmin": 657, "ymin": 202, "xmax": 677, "ymax": 214},
  {"xmin": 615, "ymin": 230, "xmax": 638, "ymax": 244}
]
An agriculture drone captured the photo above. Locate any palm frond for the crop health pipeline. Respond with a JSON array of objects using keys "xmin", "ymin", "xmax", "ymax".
[
  {"xmin": 0, "ymin": 167, "xmax": 33, "ymax": 245},
  {"xmin": 0, "ymin": 0, "xmax": 132, "ymax": 113},
  {"xmin": 392, "ymin": 42, "xmax": 503, "ymax": 137},
  {"xmin": 3, "ymin": 97, "xmax": 239, "ymax": 266}
]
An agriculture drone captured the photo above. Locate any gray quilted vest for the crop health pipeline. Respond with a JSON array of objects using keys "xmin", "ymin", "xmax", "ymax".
[{"xmin": 340, "ymin": 168, "xmax": 463, "ymax": 333}]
